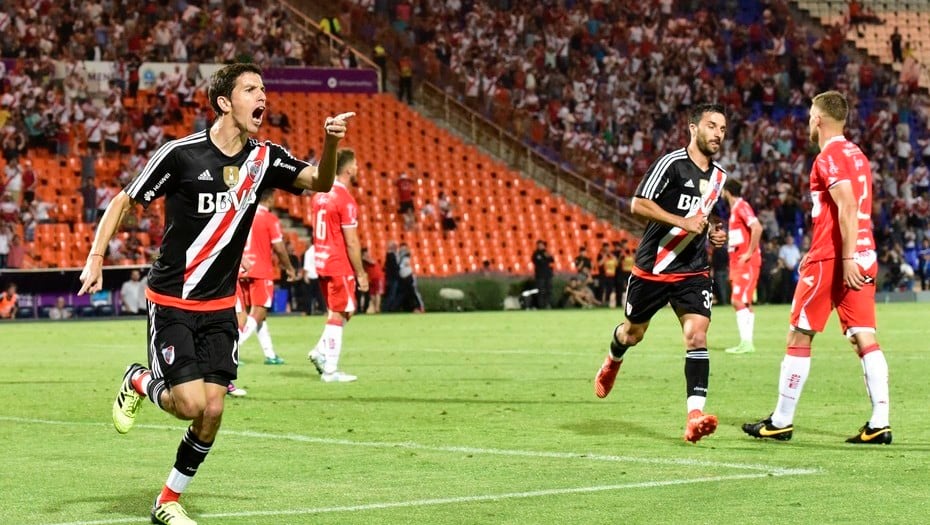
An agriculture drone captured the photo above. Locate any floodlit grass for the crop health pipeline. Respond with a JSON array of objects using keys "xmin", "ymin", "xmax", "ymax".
[{"xmin": 1, "ymin": 304, "xmax": 928, "ymax": 524}]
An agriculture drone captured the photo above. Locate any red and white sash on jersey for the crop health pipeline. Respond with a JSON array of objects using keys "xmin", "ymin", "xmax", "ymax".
[
  {"xmin": 652, "ymin": 167, "xmax": 727, "ymax": 274},
  {"xmin": 182, "ymin": 145, "xmax": 268, "ymax": 299}
]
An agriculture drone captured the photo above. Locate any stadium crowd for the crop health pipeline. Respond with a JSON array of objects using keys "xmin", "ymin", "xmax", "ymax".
[
  {"xmin": 0, "ymin": 0, "xmax": 928, "ymax": 294},
  {"xmin": 0, "ymin": 0, "xmax": 358, "ymax": 268},
  {"xmin": 345, "ymin": 0, "xmax": 930, "ymax": 291}
]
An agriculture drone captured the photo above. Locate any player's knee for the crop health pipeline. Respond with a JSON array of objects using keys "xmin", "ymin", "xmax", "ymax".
[
  {"xmin": 619, "ymin": 325, "xmax": 645, "ymax": 346},
  {"xmin": 201, "ymin": 400, "xmax": 224, "ymax": 427},
  {"xmin": 684, "ymin": 330, "xmax": 708, "ymax": 349},
  {"xmin": 172, "ymin": 396, "xmax": 207, "ymax": 420}
]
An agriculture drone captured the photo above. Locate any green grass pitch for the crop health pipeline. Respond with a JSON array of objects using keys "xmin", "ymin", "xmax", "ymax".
[{"xmin": 1, "ymin": 303, "xmax": 928, "ymax": 524}]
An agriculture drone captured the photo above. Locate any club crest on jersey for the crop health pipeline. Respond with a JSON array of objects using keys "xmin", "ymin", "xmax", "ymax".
[
  {"xmin": 699, "ymin": 179, "xmax": 709, "ymax": 194},
  {"xmin": 161, "ymin": 345, "xmax": 175, "ymax": 365},
  {"xmin": 223, "ymin": 166, "xmax": 239, "ymax": 188},
  {"xmin": 246, "ymin": 160, "xmax": 263, "ymax": 181}
]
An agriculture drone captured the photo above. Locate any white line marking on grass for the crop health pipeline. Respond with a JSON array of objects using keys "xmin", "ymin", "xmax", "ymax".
[
  {"xmin": 42, "ymin": 472, "xmax": 808, "ymax": 525},
  {"xmin": 2, "ymin": 416, "xmax": 818, "ymax": 476}
]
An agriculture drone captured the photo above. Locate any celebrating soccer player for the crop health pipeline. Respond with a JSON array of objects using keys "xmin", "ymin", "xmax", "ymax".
[
  {"xmin": 721, "ymin": 179, "xmax": 763, "ymax": 354},
  {"xmin": 78, "ymin": 63, "xmax": 355, "ymax": 524},
  {"xmin": 743, "ymin": 91, "xmax": 891, "ymax": 444},
  {"xmin": 593, "ymin": 103, "xmax": 729, "ymax": 443}
]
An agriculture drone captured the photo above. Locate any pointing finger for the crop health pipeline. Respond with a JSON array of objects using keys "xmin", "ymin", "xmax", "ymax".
[{"xmin": 333, "ymin": 112, "xmax": 356, "ymax": 122}]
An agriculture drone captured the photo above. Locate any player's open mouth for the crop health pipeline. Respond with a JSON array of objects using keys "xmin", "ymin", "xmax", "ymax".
[{"xmin": 252, "ymin": 106, "xmax": 265, "ymax": 124}]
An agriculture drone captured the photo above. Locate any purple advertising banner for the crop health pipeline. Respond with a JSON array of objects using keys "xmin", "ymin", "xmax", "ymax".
[{"xmin": 262, "ymin": 67, "xmax": 379, "ymax": 94}]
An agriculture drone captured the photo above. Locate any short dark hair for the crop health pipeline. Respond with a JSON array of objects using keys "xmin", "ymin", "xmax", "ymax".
[
  {"xmin": 336, "ymin": 148, "xmax": 356, "ymax": 175},
  {"xmin": 812, "ymin": 90, "xmax": 848, "ymax": 124},
  {"xmin": 259, "ymin": 188, "xmax": 275, "ymax": 203},
  {"xmin": 208, "ymin": 63, "xmax": 263, "ymax": 116},
  {"xmin": 688, "ymin": 103, "xmax": 726, "ymax": 125},
  {"xmin": 724, "ymin": 178, "xmax": 743, "ymax": 197}
]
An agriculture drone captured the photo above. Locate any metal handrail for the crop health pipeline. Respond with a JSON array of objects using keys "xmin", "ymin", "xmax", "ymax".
[{"xmin": 278, "ymin": 1, "xmax": 382, "ymax": 92}]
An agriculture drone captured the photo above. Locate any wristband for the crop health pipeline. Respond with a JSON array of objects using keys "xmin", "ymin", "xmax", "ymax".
[
  {"xmin": 842, "ymin": 257, "xmax": 854, "ymax": 260},
  {"xmin": 89, "ymin": 253, "xmax": 104, "ymax": 258}
]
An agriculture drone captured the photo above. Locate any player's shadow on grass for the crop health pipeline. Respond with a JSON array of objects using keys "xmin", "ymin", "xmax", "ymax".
[
  {"xmin": 560, "ymin": 418, "xmax": 671, "ymax": 441},
  {"xmin": 44, "ymin": 490, "xmax": 253, "ymax": 517}
]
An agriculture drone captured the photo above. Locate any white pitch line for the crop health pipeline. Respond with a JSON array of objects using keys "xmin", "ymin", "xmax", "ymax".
[
  {"xmin": 1, "ymin": 416, "xmax": 817, "ymax": 475},
  {"xmin": 42, "ymin": 472, "xmax": 803, "ymax": 525}
]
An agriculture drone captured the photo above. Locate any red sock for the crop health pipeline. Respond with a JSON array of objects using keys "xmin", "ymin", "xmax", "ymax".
[
  {"xmin": 158, "ymin": 486, "xmax": 180, "ymax": 505},
  {"xmin": 131, "ymin": 370, "xmax": 151, "ymax": 396}
]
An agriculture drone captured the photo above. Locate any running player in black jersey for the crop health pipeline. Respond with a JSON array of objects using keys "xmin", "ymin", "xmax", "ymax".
[
  {"xmin": 78, "ymin": 63, "xmax": 355, "ymax": 525},
  {"xmin": 593, "ymin": 103, "xmax": 729, "ymax": 444}
]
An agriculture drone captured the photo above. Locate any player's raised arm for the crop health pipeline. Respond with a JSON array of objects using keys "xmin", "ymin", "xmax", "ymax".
[
  {"xmin": 78, "ymin": 191, "xmax": 135, "ymax": 295},
  {"xmin": 295, "ymin": 112, "xmax": 356, "ymax": 192}
]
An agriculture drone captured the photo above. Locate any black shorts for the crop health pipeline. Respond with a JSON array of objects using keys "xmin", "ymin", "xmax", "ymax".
[
  {"xmin": 146, "ymin": 303, "xmax": 239, "ymax": 388},
  {"xmin": 399, "ymin": 201, "xmax": 415, "ymax": 214},
  {"xmin": 624, "ymin": 274, "xmax": 713, "ymax": 324}
]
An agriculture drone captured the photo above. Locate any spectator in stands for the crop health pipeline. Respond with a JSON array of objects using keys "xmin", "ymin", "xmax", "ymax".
[
  {"xmin": 759, "ymin": 238, "xmax": 781, "ymax": 304},
  {"xmin": 1, "ymin": 123, "xmax": 26, "ymax": 161},
  {"xmin": 437, "ymin": 191, "xmax": 456, "ymax": 235},
  {"xmin": 2, "ymin": 156, "xmax": 23, "ymax": 205},
  {"xmin": 0, "ymin": 195, "xmax": 17, "ymax": 223},
  {"xmin": 573, "ymin": 245, "xmax": 593, "ymax": 282},
  {"xmin": 267, "ymin": 109, "xmax": 292, "ymax": 133},
  {"xmin": 597, "ymin": 243, "xmax": 618, "ymax": 307},
  {"xmin": 532, "ymin": 240, "xmax": 554, "ymax": 309},
  {"xmin": 80, "ymin": 178, "xmax": 97, "ymax": 224},
  {"xmin": 120, "ymin": 269, "xmax": 147, "ymax": 315},
  {"xmin": 0, "ymin": 282, "xmax": 18, "ymax": 319},
  {"xmin": 562, "ymin": 277, "xmax": 598, "ymax": 308},
  {"xmin": 356, "ymin": 247, "xmax": 375, "ymax": 314},
  {"xmin": 396, "ymin": 242, "xmax": 424, "ymax": 312},
  {"xmin": 398, "ymin": 54, "xmax": 414, "ymax": 104},
  {"xmin": 6, "ymin": 234, "xmax": 24, "ymax": 269},
  {"xmin": 124, "ymin": 232, "xmax": 145, "ymax": 263},
  {"xmin": 396, "ymin": 172, "xmax": 415, "ymax": 230},
  {"xmin": 777, "ymin": 234, "xmax": 801, "ymax": 303},
  {"xmin": 30, "ymin": 198, "xmax": 54, "ymax": 224},
  {"xmin": 95, "ymin": 180, "xmax": 117, "ymax": 223},
  {"xmin": 0, "ymin": 223, "xmax": 10, "ymax": 268},
  {"xmin": 48, "ymin": 297, "xmax": 72, "ymax": 320},
  {"xmin": 281, "ymin": 239, "xmax": 303, "ymax": 313},
  {"xmin": 890, "ymin": 27, "xmax": 903, "ymax": 63},
  {"xmin": 419, "ymin": 199, "xmax": 437, "ymax": 229},
  {"xmin": 918, "ymin": 238, "xmax": 930, "ymax": 291},
  {"xmin": 365, "ymin": 249, "xmax": 384, "ymax": 313},
  {"xmin": 19, "ymin": 159, "xmax": 35, "ymax": 205},
  {"xmin": 107, "ymin": 234, "xmax": 126, "ymax": 264},
  {"xmin": 373, "ymin": 44, "xmax": 388, "ymax": 92}
]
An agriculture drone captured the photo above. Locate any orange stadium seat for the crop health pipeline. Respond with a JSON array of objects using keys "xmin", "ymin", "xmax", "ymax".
[{"xmin": 18, "ymin": 92, "xmax": 631, "ymax": 274}]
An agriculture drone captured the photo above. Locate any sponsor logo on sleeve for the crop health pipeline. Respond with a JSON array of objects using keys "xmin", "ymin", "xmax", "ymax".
[{"xmin": 273, "ymin": 157, "xmax": 298, "ymax": 172}]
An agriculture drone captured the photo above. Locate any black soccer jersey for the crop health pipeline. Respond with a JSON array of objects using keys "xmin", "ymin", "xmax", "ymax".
[
  {"xmin": 632, "ymin": 148, "xmax": 727, "ymax": 278},
  {"xmin": 124, "ymin": 130, "xmax": 309, "ymax": 308}
]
